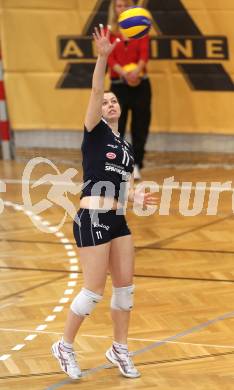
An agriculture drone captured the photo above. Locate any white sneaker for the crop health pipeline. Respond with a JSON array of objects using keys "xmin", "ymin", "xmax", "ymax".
[
  {"xmin": 133, "ymin": 165, "xmax": 141, "ymax": 180},
  {"xmin": 106, "ymin": 346, "xmax": 141, "ymax": 378},
  {"xmin": 51, "ymin": 340, "xmax": 82, "ymax": 379}
]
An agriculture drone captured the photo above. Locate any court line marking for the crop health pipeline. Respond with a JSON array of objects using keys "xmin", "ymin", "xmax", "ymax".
[
  {"xmin": 144, "ymin": 213, "xmax": 234, "ymax": 250},
  {"xmin": 2, "ymin": 264, "xmax": 234, "ymax": 284},
  {"xmin": 0, "ymin": 275, "xmax": 67, "ymax": 303},
  {"xmin": 135, "ymin": 246, "xmax": 234, "ymax": 255},
  {"xmin": 0, "ymin": 327, "xmax": 234, "ymax": 350},
  {"xmin": 81, "ymin": 334, "xmax": 234, "ymax": 350},
  {"xmin": 45, "ymin": 309, "xmax": 234, "ymax": 390},
  {"xmin": 0, "ymin": 201, "xmax": 79, "ymax": 362},
  {"xmin": 3, "ymin": 245, "xmax": 234, "ymax": 257},
  {"xmin": 2, "ymin": 203, "xmax": 234, "ymax": 382},
  {"xmin": 143, "ymin": 163, "xmax": 234, "ymax": 170},
  {"xmin": 0, "ymin": 302, "xmax": 15, "ymax": 310},
  {"xmin": 1, "ymin": 350, "xmax": 234, "ymax": 380}
]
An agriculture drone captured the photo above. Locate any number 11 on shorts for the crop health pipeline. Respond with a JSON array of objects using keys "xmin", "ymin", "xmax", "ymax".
[{"xmin": 96, "ymin": 231, "xmax": 102, "ymax": 240}]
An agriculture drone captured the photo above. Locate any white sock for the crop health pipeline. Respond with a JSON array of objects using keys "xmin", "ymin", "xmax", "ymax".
[
  {"xmin": 113, "ymin": 341, "xmax": 128, "ymax": 355},
  {"xmin": 60, "ymin": 337, "xmax": 73, "ymax": 351}
]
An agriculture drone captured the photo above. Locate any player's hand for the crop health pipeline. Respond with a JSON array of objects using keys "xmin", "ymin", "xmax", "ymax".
[
  {"xmin": 143, "ymin": 192, "xmax": 160, "ymax": 206},
  {"xmin": 128, "ymin": 68, "xmax": 141, "ymax": 81},
  {"xmin": 125, "ymin": 68, "xmax": 141, "ymax": 86},
  {"xmin": 93, "ymin": 24, "xmax": 120, "ymax": 57},
  {"xmin": 133, "ymin": 190, "xmax": 160, "ymax": 207},
  {"xmin": 125, "ymin": 74, "xmax": 140, "ymax": 86}
]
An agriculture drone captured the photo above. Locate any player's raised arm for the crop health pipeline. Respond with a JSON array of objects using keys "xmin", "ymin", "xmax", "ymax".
[{"xmin": 84, "ymin": 25, "xmax": 119, "ymax": 132}]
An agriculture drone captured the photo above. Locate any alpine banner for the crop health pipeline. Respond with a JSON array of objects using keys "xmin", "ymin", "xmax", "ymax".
[{"xmin": 1, "ymin": 0, "xmax": 234, "ymax": 133}]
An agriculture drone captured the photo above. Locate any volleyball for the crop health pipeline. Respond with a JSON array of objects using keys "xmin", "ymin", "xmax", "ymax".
[{"xmin": 118, "ymin": 6, "xmax": 152, "ymax": 39}]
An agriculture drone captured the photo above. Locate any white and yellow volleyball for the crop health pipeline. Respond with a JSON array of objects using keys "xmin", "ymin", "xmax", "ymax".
[{"xmin": 118, "ymin": 6, "xmax": 152, "ymax": 39}]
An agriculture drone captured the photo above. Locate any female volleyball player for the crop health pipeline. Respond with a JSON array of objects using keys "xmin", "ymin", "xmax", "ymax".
[
  {"xmin": 107, "ymin": 0, "xmax": 152, "ymax": 180},
  {"xmin": 52, "ymin": 25, "xmax": 157, "ymax": 380}
]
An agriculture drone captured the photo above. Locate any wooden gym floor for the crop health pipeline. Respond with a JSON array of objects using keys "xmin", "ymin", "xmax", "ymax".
[{"xmin": 0, "ymin": 158, "xmax": 234, "ymax": 390}]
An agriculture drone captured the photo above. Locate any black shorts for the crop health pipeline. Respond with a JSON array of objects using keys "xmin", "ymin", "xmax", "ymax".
[{"xmin": 73, "ymin": 208, "xmax": 131, "ymax": 247}]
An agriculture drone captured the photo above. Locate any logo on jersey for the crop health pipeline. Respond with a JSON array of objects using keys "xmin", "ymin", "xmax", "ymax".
[
  {"xmin": 106, "ymin": 152, "xmax": 116, "ymax": 160},
  {"xmin": 107, "ymin": 144, "xmax": 118, "ymax": 149}
]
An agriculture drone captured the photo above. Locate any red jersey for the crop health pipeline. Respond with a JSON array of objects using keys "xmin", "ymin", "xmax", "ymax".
[{"xmin": 108, "ymin": 32, "xmax": 149, "ymax": 79}]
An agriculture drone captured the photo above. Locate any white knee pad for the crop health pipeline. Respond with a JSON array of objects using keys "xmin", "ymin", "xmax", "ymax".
[
  {"xmin": 70, "ymin": 288, "xmax": 103, "ymax": 317},
  {"xmin": 110, "ymin": 285, "xmax": 135, "ymax": 311}
]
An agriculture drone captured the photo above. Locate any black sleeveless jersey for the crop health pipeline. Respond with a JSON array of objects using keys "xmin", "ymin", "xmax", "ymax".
[{"xmin": 81, "ymin": 119, "xmax": 134, "ymax": 200}]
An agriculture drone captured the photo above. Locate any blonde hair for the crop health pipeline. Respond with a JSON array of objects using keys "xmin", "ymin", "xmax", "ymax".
[{"xmin": 108, "ymin": 0, "xmax": 134, "ymax": 34}]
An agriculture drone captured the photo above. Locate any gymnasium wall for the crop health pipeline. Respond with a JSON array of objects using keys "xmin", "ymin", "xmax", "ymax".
[{"xmin": 1, "ymin": 0, "xmax": 234, "ymax": 134}]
